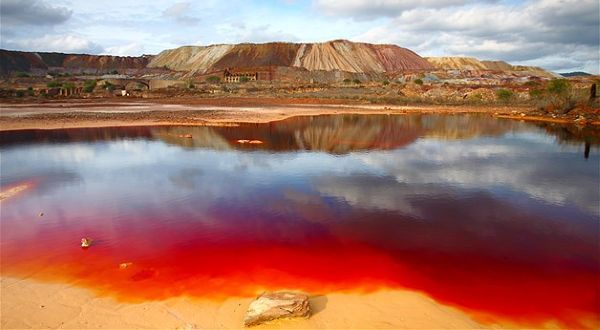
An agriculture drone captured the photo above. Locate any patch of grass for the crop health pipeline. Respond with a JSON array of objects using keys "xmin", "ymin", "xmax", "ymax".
[{"xmin": 496, "ymin": 88, "xmax": 514, "ymax": 102}]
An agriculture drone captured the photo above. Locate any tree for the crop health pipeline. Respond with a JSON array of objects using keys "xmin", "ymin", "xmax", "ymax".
[
  {"xmin": 62, "ymin": 82, "xmax": 76, "ymax": 89},
  {"xmin": 47, "ymin": 81, "xmax": 61, "ymax": 88}
]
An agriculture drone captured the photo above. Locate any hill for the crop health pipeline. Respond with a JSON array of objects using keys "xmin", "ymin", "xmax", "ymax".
[
  {"xmin": 147, "ymin": 40, "xmax": 433, "ymax": 74},
  {"xmin": 560, "ymin": 72, "xmax": 592, "ymax": 77},
  {"xmin": 426, "ymin": 56, "xmax": 558, "ymax": 78}
]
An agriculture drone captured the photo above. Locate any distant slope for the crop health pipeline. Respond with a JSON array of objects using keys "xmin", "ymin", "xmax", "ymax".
[
  {"xmin": 426, "ymin": 56, "xmax": 559, "ymax": 78},
  {"xmin": 425, "ymin": 57, "xmax": 487, "ymax": 71},
  {"xmin": 560, "ymin": 71, "xmax": 592, "ymax": 77},
  {"xmin": 148, "ymin": 40, "xmax": 433, "ymax": 74},
  {"xmin": 0, "ymin": 49, "xmax": 150, "ymax": 74}
]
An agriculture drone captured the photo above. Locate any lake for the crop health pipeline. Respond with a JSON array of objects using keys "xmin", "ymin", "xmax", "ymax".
[{"xmin": 1, "ymin": 114, "xmax": 598, "ymax": 328}]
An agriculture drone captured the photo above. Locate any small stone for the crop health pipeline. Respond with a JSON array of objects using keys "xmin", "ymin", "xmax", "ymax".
[
  {"xmin": 119, "ymin": 262, "xmax": 133, "ymax": 269},
  {"xmin": 81, "ymin": 238, "xmax": 92, "ymax": 248},
  {"xmin": 244, "ymin": 291, "xmax": 310, "ymax": 327},
  {"xmin": 38, "ymin": 212, "xmax": 44, "ymax": 217}
]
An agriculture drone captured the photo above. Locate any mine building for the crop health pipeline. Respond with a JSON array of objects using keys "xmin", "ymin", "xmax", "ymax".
[{"xmin": 223, "ymin": 67, "xmax": 273, "ymax": 83}]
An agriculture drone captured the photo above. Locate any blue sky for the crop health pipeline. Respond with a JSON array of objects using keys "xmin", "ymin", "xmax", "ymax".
[{"xmin": 1, "ymin": 0, "xmax": 598, "ymax": 73}]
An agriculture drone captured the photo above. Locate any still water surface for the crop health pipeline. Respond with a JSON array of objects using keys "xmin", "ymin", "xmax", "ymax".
[{"xmin": 1, "ymin": 114, "xmax": 599, "ymax": 327}]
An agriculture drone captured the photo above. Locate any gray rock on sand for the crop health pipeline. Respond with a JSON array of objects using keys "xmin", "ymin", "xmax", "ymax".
[{"xmin": 244, "ymin": 291, "xmax": 310, "ymax": 327}]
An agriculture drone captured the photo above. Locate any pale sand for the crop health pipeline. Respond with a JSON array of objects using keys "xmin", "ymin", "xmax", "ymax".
[
  {"xmin": 0, "ymin": 101, "xmax": 522, "ymax": 131},
  {"xmin": 0, "ymin": 276, "xmax": 501, "ymax": 329}
]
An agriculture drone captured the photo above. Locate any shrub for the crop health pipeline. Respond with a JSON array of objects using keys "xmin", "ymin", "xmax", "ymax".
[
  {"xmin": 111, "ymin": 70, "xmax": 119, "ymax": 74},
  {"xmin": 413, "ymin": 78, "xmax": 423, "ymax": 85},
  {"xmin": 103, "ymin": 81, "xmax": 114, "ymax": 92},
  {"xmin": 546, "ymin": 79, "xmax": 575, "ymax": 113},
  {"xmin": 529, "ymin": 89, "xmax": 544, "ymax": 99},
  {"xmin": 16, "ymin": 71, "xmax": 29, "ymax": 77},
  {"xmin": 239, "ymin": 76, "xmax": 250, "ymax": 83},
  {"xmin": 27, "ymin": 86, "xmax": 34, "ymax": 96},
  {"xmin": 496, "ymin": 88, "xmax": 514, "ymax": 102},
  {"xmin": 83, "ymin": 80, "xmax": 96, "ymax": 93},
  {"xmin": 343, "ymin": 78, "xmax": 351, "ymax": 84},
  {"xmin": 15, "ymin": 90, "xmax": 24, "ymax": 97},
  {"xmin": 206, "ymin": 76, "xmax": 221, "ymax": 83},
  {"xmin": 352, "ymin": 79, "xmax": 361, "ymax": 84},
  {"xmin": 382, "ymin": 80, "xmax": 390, "ymax": 86},
  {"xmin": 547, "ymin": 79, "xmax": 571, "ymax": 95},
  {"xmin": 62, "ymin": 82, "xmax": 76, "ymax": 89},
  {"xmin": 47, "ymin": 81, "xmax": 61, "ymax": 88}
]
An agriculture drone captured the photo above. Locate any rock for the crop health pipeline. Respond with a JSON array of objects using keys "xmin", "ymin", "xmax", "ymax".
[
  {"xmin": 244, "ymin": 292, "xmax": 310, "ymax": 327},
  {"xmin": 81, "ymin": 238, "xmax": 92, "ymax": 248},
  {"xmin": 119, "ymin": 262, "xmax": 133, "ymax": 269},
  {"xmin": 38, "ymin": 212, "xmax": 44, "ymax": 217}
]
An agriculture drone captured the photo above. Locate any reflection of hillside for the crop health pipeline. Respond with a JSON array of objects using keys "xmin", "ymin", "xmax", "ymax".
[
  {"xmin": 416, "ymin": 115, "xmax": 518, "ymax": 139},
  {"xmin": 2, "ymin": 114, "xmax": 597, "ymax": 154},
  {"xmin": 150, "ymin": 127, "xmax": 232, "ymax": 150},
  {"xmin": 287, "ymin": 116, "xmax": 423, "ymax": 153},
  {"xmin": 530, "ymin": 122, "xmax": 600, "ymax": 145}
]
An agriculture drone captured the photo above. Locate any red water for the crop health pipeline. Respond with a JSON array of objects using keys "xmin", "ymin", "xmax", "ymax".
[{"xmin": 2, "ymin": 182, "xmax": 598, "ymax": 329}]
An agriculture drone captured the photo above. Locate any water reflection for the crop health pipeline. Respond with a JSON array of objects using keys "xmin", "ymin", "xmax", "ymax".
[{"xmin": 0, "ymin": 114, "xmax": 598, "ymax": 328}]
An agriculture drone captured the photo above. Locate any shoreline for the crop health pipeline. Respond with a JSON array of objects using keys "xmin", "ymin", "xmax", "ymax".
[
  {"xmin": 1, "ymin": 276, "xmax": 497, "ymax": 329},
  {"xmin": 1, "ymin": 98, "xmax": 596, "ymax": 131}
]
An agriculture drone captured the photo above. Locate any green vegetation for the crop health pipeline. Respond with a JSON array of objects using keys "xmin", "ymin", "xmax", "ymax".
[
  {"xmin": 27, "ymin": 86, "xmax": 34, "ymax": 96},
  {"xmin": 496, "ymin": 89, "xmax": 514, "ymax": 102},
  {"xmin": 343, "ymin": 78, "xmax": 351, "ymax": 84},
  {"xmin": 103, "ymin": 81, "xmax": 115, "ymax": 92},
  {"xmin": 239, "ymin": 76, "xmax": 250, "ymax": 83},
  {"xmin": 413, "ymin": 78, "xmax": 423, "ymax": 85},
  {"xmin": 546, "ymin": 79, "xmax": 575, "ymax": 113},
  {"xmin": 547, "ymin": 79, "xmax": 571, "ymax": 95},
  {"xmin": 529, "ymin": 89, "xmax": 544, "ymax": 99},
  {"xmin": 382, "ymin": 80, "xmax": 390, "ymax": 86},
  {"xmin": 62, "ymin": 82, "xmax": 76, "ymax": 89},
  {"xmin": 111, "ymin": 70, "xmax": 119, "ymax": 74},
  {"xmin": 352, "ymin": 79, "xmax": 361, "ymax": 84},
  {"xmin": 206, "ymin": 76, "xmax": 221, "ymax": 83},
  {"xmin": 46, "ymin": 81, "xmax": 61, "ymax": 88},
  {"xmin": 15, "ymin": 72, "xmax": 29, "ymax": 77},
  {"xmin": 83, "ymin": 80, "xmax": 97, "ymax": 93},
  {"xmin": 15, "ymin": 90, "xmax": 24, "ymax": 97}
]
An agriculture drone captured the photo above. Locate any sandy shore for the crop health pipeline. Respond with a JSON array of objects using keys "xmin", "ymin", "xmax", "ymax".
[
  {"xmin": 1, "ymin": 98, "xmax": 573, "ymax": 131},
  {"xmin": 1, "ymin": 276, "xmax": 501, "ymax": 329}
]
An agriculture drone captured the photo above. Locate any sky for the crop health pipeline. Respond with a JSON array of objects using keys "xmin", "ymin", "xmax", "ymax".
[{"xmin": 0, "ymin": 0, "xmax": 598, "ymax": 73}]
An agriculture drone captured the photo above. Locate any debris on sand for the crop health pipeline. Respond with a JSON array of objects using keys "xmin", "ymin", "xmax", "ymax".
[
  {"xmin": 119, "ymin": 262, "xmax": 133, "ymax": 269},
  {"xmin": 237, "ymin": 139, "xmax": 263, "ymax": 144},
  {"xmin": 244, "ymin": 291, "xmax": 310, "ymax": 327},
  {"xmin": 0, "ymin": 183, "xmax": 31, "ymax": 202},
  {"xmin": 81, "ymin": 238, "xmax": 93, "ymax": 248}
]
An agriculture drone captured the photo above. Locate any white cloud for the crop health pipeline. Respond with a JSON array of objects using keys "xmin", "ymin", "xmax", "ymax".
[
  {"xmin": 103, "ymin": 42, "xmax": 145, "ymax": 56},
  {"xmin": 352, "ymin": 0, "xmax": 600, "ymax": 73},
  {"xmin": 3, "ymin": 34, "xmax": 104, "ymax": 54},
  {"xmin": 162, "ymin": 1, "xmax": 200, "ymax": 25},
  {"xmin": 314, "ymin": 0, "xmax": 494, "ymax": 19}
]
